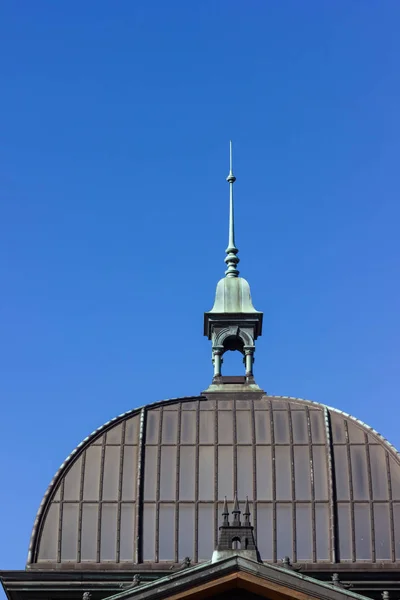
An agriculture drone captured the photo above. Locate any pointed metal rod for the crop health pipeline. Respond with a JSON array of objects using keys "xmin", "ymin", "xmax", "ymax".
[
  {"xmin": 228, "ymin": 141, "xmax": 236, "ymax": 251},
  {"xmin": 225, "ymin": 141, "xmax": 240, "ymax": 277}
]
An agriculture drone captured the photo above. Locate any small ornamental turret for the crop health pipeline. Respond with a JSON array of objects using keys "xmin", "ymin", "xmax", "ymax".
[
  {"xmin": 332, "ymin": 574, "xmax": 342, "ymax": 587},
  {"xmin": 332, "ymin": 573, "xmax": 352, "ymax": 590},
  {"xmin": 212, "ymin": 493, "xmax": 261, "ymax": 563},
  {"xmin": 119, "ymin": 575, "xmax": 142, "ymax": 590}
]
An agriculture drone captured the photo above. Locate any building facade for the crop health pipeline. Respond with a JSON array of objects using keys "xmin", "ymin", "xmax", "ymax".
[{"xmin": 2, "ymin": 147, "xmax": 400, "ymax": 600}]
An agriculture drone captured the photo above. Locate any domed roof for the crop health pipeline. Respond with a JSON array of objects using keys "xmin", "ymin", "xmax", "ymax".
[
  {"xmin": 28, "ymin": 391, "xmax": 400, "ymax": 569},
  {"xmin": 208, "ymin": 276, "xmax": 261, "ymax": 314}
]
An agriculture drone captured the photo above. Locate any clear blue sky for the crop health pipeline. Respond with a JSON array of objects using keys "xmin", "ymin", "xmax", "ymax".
[{"xmin": 0, "ymin": 0, "xmax": 399, "ymax": 582}]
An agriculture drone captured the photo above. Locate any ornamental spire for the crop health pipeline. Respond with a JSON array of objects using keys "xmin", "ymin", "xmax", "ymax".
[
  {"xmin": 224, "ymin": 141, "xmax": 240, "ymax": 277},
  {"xmin": 204, "ymin": 145, "xmax": 263, "ymax": 388}
]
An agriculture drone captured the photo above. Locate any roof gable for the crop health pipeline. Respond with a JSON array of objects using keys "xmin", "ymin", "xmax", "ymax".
[{"xmin": 104, "ymin": 556, "xmax": 371, "ymax": 600}]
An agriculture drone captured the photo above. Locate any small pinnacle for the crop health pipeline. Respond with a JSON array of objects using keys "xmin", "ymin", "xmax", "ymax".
[
  {"xmin": 232, "ymin": 492, "xmax": 241, "ymax": 525},
  {"xmin": 222, "ymin": 496, "xmax": 229, "ymax": 525},
  {"xmin": 244, "ymin": 496, "xmax": 250, "ymax": 514},
  {"xmin": 222, "ymin": 496, "xmax": 229, "ymax": 514},
  {"xmin": 243, "ymin": 496, "xmax": 251, "ymax": 525}
]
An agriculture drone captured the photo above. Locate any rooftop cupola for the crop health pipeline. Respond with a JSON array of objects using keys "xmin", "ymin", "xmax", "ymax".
[{"xmin": 204, "ymin": 142, "xmax": 263, "ymax": 386}]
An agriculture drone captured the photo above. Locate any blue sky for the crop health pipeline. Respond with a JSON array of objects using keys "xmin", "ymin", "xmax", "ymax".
[{"xmin": 0, "ymin": 0, "xmax": 399, "ymax": 582}]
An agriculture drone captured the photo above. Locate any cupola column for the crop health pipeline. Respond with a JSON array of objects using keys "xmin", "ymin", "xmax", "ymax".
[
  {"xmin": 244, "ymin": 347, "xmax": 254, "ymax": 377},
  {"xmin": 212, "ymin": 347, "xmax": 224, "ymax": 378}
]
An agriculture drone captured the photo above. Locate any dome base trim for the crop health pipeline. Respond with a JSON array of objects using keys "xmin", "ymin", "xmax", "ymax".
[{"xmin": 204, "ymin": 377, "xmax": 264, "ymax": 393}]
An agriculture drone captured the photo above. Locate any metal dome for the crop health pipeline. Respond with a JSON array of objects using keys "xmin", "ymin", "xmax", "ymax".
[{"xmin": 28, "ymin": 392, "xmax": 400, "ymax": 569}]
